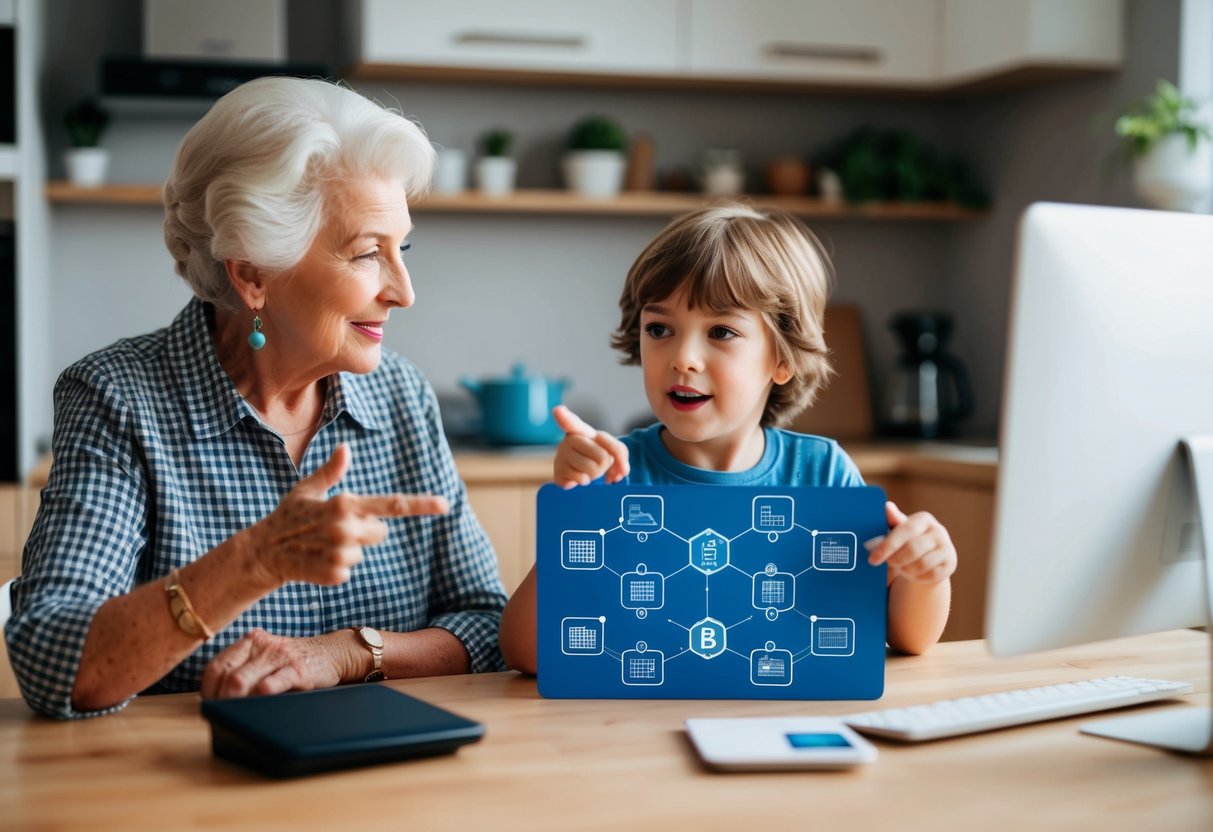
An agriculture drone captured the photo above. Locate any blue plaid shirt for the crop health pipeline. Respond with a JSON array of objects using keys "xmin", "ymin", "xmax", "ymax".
[{"xmin": 6, "ymin": 298, "xmax": 508, "ymax": 718}]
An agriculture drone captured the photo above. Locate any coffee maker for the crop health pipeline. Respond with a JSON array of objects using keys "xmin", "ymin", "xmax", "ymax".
[{"xmin": 882, "ymin": 311, "xmax": 973, "ymax": 439}]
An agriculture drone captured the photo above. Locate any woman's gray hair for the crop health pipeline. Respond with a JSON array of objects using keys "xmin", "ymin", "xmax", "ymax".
[{"xmin": 162, "ymin": 76, "xmax": 435, "ymax": 309}]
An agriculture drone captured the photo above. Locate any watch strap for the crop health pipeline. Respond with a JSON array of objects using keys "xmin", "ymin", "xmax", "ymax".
[
  {"xmin": 165, "ymin": 568, "xmax": 214, "ymax": 640},
  {"xmin": 352, "ymin": 626, "xmax": 386, "ymax": 682}
]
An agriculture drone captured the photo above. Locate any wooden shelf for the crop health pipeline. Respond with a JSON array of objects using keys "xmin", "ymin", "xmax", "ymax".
[
  {"xmin": 45, "ymin": 181, "xmax": 987, "ymax": 221},
  {"xmin": 46, "ymin": 181, "xmax": 164, "ymax": 205}
]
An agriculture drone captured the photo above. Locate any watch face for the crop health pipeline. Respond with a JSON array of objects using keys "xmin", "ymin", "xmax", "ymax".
[
  {"xmin": 358, "ymin": 626, "xmax": 384, "ymax": 648},
  {"xmin": 365, "ymin": 670, "xmax": 387, "ymax": 683}
]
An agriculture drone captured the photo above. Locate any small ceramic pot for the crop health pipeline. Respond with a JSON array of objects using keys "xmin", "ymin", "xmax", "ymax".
[
  {"xmin": 765, "ymin": 157, "xmax": 810, "ymax": 196},
  {"xmin": 475, "ymin": 156, "xmax": 517, "ymax": 197},
  {"xmin": 563, "ymin": 151, "xmax": 626, "ymax": 198},
  {"xmin": 65, "ymin": 147, "xmax": 109, "ymax": 188},
  {"xmin": 460, "ymin": 364, "xmax": 569, "ymax": 445}
]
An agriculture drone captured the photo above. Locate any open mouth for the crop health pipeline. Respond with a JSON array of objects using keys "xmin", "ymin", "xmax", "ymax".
[
  {"xmin": 351, "ymin": 321, "xmax": 384, "ymax": 341},
  {"xmin": 668, "ymin": 387, "xmax": 712, "ymax": 411}
]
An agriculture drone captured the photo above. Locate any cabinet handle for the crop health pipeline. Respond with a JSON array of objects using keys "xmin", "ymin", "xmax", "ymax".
[
  {"xmin": 764, "ymin": 42, "xmax": 883, "ymax": 63},
  {"xmin": 454, "ymin": 31, "xmax": 587, "ymax": 50}
]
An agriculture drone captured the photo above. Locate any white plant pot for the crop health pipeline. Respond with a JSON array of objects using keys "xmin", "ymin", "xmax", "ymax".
[
  {"xmin": 65, "ymin": 147, "xmax": 110, "ymax": 188},
  {"xmin": 702, "ymin": 166, "xmax": 744, "ymax": 196},
  {"xmin": 1133, "ymin": 134, "xmax": 1213, "ymax": 213},
  {"xmin": 475, "ymin": 156, "xmax": 517, "ymax": 197},
  {"xmin": 433, "ymin": 148, "xmax": 468, "ymax": 194},
  {"xmin": 562, "ymin": 151, "xmax": 626, "ymax": 199}
]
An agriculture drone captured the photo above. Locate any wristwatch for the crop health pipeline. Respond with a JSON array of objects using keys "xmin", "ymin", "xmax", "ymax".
[{"xmin": 352, "ymin": 626, "xmax": 386, "ymax": 682}]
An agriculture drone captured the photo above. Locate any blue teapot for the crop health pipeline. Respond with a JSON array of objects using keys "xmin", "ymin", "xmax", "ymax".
[{"xmin": 459, "ymin": 364, "xmax": 569, "ymax": 445}]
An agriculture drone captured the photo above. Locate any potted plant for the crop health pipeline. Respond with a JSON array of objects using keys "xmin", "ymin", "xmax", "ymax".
[
  {"xmin": 63, "ymin": 98, "xmax": 111, "ymax": 188},
  {"xmin": 474, "ymin": 128, "xmax": 516, "ymax": 197},
  {"xmin": 1115, "ymin": 79, "xmax": 1212, "ymax": 212},
  {"xmin": 562, "ymin": 115, "xmax": 628, "ymax": 199}
]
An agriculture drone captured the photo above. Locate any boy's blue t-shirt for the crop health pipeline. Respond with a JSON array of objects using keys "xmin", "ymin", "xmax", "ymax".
[{"xmin": 618, "ymin": 423, "xmax": 865, "ymax": 488}]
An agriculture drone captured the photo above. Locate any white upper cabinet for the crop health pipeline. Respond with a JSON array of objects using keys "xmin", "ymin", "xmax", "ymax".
[
  {"xmin": 345, "ymin": 0, "xmax": 1123, "ymax": 90},
  {"xmin": 683, "ymin": 0, "xmax": 938, "ymax": 86},
  {"xmin": 941, "ymin": 0, "xmax": 1123, "ymax": 82},
  {"xmin": 348, "ymin": 0, "xmax": 680, "ymax": 74}
]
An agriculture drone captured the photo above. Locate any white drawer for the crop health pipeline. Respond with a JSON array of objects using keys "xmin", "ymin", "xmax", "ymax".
[
  {"xmin": 351, "ymin": 0, "xmax": 680, "ymax": 74},
  {"xmin": 685, "ymin": 0, "xmax": 938, "ymax": 85}
]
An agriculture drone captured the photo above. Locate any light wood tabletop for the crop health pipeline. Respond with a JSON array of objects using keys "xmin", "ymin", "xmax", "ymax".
[{"xmin": 1, "ymin": 630, "xmax": 1209, "ymax": 831}]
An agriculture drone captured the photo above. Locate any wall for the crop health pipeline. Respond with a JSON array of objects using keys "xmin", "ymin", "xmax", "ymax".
[
  {"xmin": 34, "ymin": 0, "xmax": 1181, "ymax": 455},
  {"xmin": 937, "ymin": 0, "xmax": 1180, "ymax": 434}
]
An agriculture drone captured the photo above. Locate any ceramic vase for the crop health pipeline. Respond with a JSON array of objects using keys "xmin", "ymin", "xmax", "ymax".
[{"xmin": 1133, "ymin": 134, "xmax": 1213, "ymax": 213}]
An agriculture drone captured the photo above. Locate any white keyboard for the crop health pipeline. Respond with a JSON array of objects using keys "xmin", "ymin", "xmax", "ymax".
[{"xmin": 842, "ymin": 676, "xmax": 1193, "ymax": 742}]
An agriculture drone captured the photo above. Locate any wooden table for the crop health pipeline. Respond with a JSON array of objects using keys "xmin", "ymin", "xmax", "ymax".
[{"xmin": 1, "ymin": 630, "xmax": 1208, "ymax": 831}]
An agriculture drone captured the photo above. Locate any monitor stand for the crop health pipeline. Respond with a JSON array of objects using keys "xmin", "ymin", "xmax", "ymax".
[{"xmin": 1081, "ymin": 436, "xmax": 1213, "ymax": 755}]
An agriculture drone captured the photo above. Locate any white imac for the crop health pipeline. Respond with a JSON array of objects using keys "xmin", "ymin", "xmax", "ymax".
[{"xmin": 986, "ymin": 202, "xmax": 1213, "ymax": 755}]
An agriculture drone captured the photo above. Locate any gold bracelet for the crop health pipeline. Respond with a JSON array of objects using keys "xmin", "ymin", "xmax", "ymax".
[{"xmin": 165, "ymin": 568, "xmax": 215, "ymax": 640}]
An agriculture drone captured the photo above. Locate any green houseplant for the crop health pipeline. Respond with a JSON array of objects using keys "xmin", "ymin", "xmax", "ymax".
[
  {"xmin": 1115, "ymin": 80, "xmax": 1211, "ymax": 156},
  {"xmin": 566, "ymin": 116, "xmax": 627, "ymax": 153},
  {"xmin": 481, "ymin": 128, "xmax": 513, "ymax": 158},
  {"xmin": 62, "ymin": 98, "xmax": 111, "ymax": 188},
  {"xmin": 64, "ymin": 98, "xmax": 109, "ymax": 148},
  {"xmin": 475, "ymin": 127, "xmax": 517, "ymax": 196},
  {"xmin": 563, "ymin": 115, "xmax": 628, "ymax": 198},
  {"xmin": 812, "ymin": 127, "xmax": 990, "ymax": 209},
  {"xmin": 1114, "ymin": 80, "xmax": 1212, "ymax": 212}
]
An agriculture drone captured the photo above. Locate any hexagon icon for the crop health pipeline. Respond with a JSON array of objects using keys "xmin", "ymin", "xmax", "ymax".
[
  {"xmin": 689, "ymin": 528, "xmax": 729, "ymax": 575},
  {"xmin": 689, "ymin": 617, "xmax": 727, "ymax": 659}
]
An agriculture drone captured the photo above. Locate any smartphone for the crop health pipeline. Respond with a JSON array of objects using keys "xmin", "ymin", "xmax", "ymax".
[{"xmin": 685, "ymin": 716, "xmax": 878, "ymax": 771}]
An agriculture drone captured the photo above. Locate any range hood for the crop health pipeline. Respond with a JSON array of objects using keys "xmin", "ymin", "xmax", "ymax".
[{"xmin": 100, "ymin": 56, "xmax": 330, "ymax": 115}]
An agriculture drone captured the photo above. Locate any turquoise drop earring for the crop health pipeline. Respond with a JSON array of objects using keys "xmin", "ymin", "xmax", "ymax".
[{"xmin": 248, "ymin": 314, "xmax": 266, "ymax": 350}]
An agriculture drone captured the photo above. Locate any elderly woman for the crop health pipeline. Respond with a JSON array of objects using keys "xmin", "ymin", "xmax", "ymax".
[{"xmin": 5, "ymin": 77, "xmax": 507, "ymax": 718}]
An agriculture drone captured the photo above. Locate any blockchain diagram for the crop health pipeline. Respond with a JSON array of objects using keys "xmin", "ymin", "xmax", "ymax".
[{"xmin": 551, "ymin": 492, "xmax": 869, "ymax": 691}]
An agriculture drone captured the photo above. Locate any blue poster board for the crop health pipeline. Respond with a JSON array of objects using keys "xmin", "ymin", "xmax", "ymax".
[{"xmin": 537, "ymin": 484, "xmax": 888, "ymax": 700}]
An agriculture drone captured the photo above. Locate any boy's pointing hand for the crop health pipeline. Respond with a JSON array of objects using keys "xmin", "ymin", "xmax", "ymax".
[{"xmin": 551, "ymin": 405, "xmax": 631, "ymax": 489}]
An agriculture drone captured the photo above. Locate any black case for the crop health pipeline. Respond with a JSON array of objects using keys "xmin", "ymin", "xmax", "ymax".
[{"xmin": 200, "ymin": 685, "xmax": 484, "ymax": 778}]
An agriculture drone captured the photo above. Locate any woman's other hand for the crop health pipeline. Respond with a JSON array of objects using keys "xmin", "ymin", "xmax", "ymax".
[
  {"xmin": 551, "ymin": 405, "xmax": 630, "ymax": 489},
  {"xmin": 250, "ymin": 443, "xmax": 449, "ymax": 586},
  {"xmin": 200, "ymin": 628, "xmax": 363, "ymax": 698}
]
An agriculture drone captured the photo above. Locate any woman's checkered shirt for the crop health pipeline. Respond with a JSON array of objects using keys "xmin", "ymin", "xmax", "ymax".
[{"xmin": 6, "ymin": 298, "xmax": 508, "ymax": 718}]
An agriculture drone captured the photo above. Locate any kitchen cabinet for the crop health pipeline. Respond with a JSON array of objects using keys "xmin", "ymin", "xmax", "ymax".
[
  {"xmin": 346, "ymin": 0, "xmax": 1123, "ymax": 92},
  {"xmin": 941, "ymin": 0, "xmax": 1123, "ymax": 83},
  {"xmin": 345, "ymin": 0, "xmax": 680, "ymax": 76},
  {"xmin": 685, "ymin": 0, "xmax": 938, "ymax": 87},
  {"xmin": 457, "ymin": 453, "xmax": 550, "ymax": 593},
  {"xmin": 859, "ymin": 448, "xmax": 998, "ymax": 643},
  {"xmin": 0, "ymin": 481, "xmax": 36, "ymax": 699}
]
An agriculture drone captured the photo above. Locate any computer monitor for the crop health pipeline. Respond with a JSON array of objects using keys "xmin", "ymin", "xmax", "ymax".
[{"xmin": 986, "ymin": 202, "xmax": 1213, "ymax": 755}]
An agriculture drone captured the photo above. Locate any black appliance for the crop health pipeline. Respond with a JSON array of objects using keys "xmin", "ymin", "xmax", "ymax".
[{"xmin": 882, "ymin": 311, "xmax": 973, "ymax": 439}]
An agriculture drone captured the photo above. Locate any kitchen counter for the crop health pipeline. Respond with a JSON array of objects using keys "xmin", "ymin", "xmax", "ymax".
[
  {"xmin": 453, "ymin": 441, "xmax": 999, "ymax": 487},
  {"xmin": 26, "ymin": 441, "xmax": 998, "ymax": 490}
]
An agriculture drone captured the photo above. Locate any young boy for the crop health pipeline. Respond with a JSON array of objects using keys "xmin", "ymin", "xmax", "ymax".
[{"xmin": 499, "ymin": 203, "xmax": 955, "ymax": 674}]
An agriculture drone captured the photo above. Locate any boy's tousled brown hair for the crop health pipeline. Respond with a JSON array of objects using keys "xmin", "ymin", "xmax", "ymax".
[{"xmin": 610, "ymin": 202, "xmax": 835, "ymax": 427}]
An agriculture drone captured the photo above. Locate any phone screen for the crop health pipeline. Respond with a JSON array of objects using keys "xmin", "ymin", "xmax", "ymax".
[{"xmin": 785, "ymin": 732, "xmax": 852, "ymax": 749}]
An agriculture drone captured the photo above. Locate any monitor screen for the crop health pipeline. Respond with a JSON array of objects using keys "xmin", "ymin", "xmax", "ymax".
[
  {"xmin": 987, "ymin": 202, "xmax": 1211, "ymax": 657},
  {"xmin": 985, "ymin": 202, "xmax": 1213, "ymax": 753}
]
